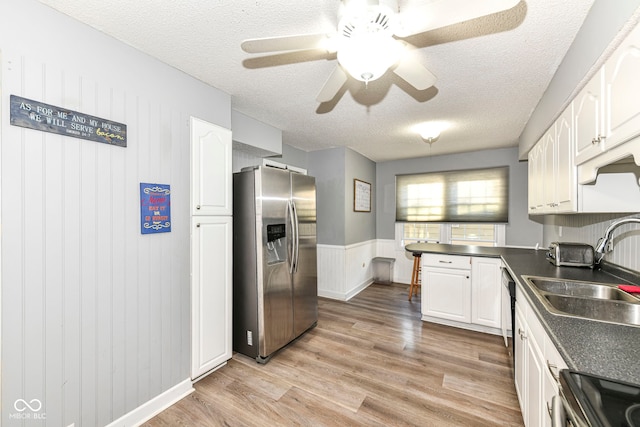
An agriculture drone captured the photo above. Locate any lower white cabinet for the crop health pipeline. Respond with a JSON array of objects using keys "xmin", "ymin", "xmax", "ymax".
[
  {"xmin": 514, "ymin": 286, "xmax": 568, "ymax": 427},
  {"xmin": 471, "ymin": 257, "xmax": 502, "ymax": 329},
  {"xmin": 423, "ymin": 262, "xmax": 471, "ymax": 323},
  {"xmin": 191, "ymin": 216, "xmax": 233, "ymax": 380},
  {"xmin": 422, "ymin": 254, "xmax": 502, "ymax": 334}
]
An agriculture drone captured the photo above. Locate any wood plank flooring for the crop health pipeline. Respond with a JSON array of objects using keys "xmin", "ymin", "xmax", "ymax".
[{"xmin": 144, "ymin": 283, "xmax": 523, "ymax": 426}]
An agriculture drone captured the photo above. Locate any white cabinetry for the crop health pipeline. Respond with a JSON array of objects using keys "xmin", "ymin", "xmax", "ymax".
[
  {"xmin": 555, "ymin": 108, "xmax": 576, "ymax": 212},
  {"xmin": 575, "ymin": 23, "xmax": 640, "ymax": 167},
  {"xmin": 574, "ymin": 70, "xmax": 605, "ymax": 165},
  {"xmin": 190, "ymin": 116, "xmax": 232, "ymax": 216},
  {"xmin": 190, "ymin": 117, "xmax": 233, "ymax": 380},
  {"xmin": 529, "ymin": 21, "xmax": 640, "ymax": 213},
  {"xmin": 514, "ymin": 287, "xmax": 568, "ymax": 427},
  {"xmin": 422, "ymin": 254, "xmax": 471, "ymax": 323},
  {"xmin": 528, "ymin": 98, "xmax": 640, "ymax": 214},
  {"xmin": 528, "ymin": 106, "xmax": 577, "ymax": 214},
  {"xmin": 527, "ymin": 142, "xmax": 544, "ymax": 213},
  {"xmin": 190, "ymin": 217, "xmax": 233, "ymax": 378},
  {"xmin": 576, "ymin": 22, "xmax": 640, "ymax": 184},
  {"xmin": 471, "ymin": 257, "xmax": 502, "ymax": 329},
  {"xmin": 422, "ymin": 254, "xmax": 502, "ymax": 334}
]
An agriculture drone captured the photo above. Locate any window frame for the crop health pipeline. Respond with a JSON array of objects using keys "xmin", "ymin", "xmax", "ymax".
[{"xmin": 396, "ymin": 222, "xmax": 506, "ymax": 249}]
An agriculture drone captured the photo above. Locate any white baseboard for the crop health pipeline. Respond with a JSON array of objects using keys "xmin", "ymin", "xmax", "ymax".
[
  {"xmin": 318, "ymin": 289, "xmax": 349, "ymax": 301},
  {"xmin": 319, "ymin": 279, "xmax": 373, "ymax": 301},
  {"xmin": 345, "ymin": 279, "xmax": 373, "ymax": 300},
  {"xmin": 421, "ymin": 315, "xmax": 502, "ymax": 336},
  {"xmin": 106, "ymin": 377, "xmax": 194, "ymax": 427}
]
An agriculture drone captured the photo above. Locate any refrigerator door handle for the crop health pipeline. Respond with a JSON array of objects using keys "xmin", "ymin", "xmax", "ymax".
[
  {"xmin": 287, "ymin": 200, "xmax": 296, "ymax": 275},
  {"xmin": 292, "ymin": 201, "xmax": 300, "ymax": 274}
]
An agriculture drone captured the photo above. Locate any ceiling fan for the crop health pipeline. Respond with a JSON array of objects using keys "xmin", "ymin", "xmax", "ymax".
[{"xmin": 241, "ymin": 0, "xmax": 520, "ymax": 103}]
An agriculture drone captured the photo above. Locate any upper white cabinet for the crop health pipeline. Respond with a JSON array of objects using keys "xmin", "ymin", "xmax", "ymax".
[
  {"xmin": 190, "ymin": 116, "xmax": 232, "ymax": 216},
  {"xmin": 574, "ymin": 70, "xmax": 605, "ymax": 165},
  {"xmin": 530, "ymin": 21, "xmax": 640, "ymax": 214},
  {"xmin": 604, "ymin": 24, "xmax": 640, "ymax": 153},
  {"xmin": 527, "ymin": 142, "xmax": 544, "ymax": 213},
  {"xmin": 527, "ymin": 105, "xmax": 577, "ymax": 214},
  {"xmin": 575, "ymin": 23, "xmax": 640, "ymax": 167},
  {"xmin": 572, "ymin": 22, "xmax": 640, "ymax": 184},
  {"xmin": 555, "ymin": 108, "xmax": 576, "ymax": 212}
]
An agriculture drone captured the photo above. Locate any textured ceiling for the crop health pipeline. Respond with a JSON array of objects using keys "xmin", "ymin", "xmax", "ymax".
[{"xmin": 38, "ymin": 0, "xmax": 595, "ymax": 162}]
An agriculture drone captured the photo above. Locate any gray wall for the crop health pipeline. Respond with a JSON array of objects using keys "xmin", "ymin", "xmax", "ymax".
[
  {"xmin": 308, "ymin": 148, "xmax": 346, "ymax": 245},
  {"xmin": 519, "ymin": 0, "xmax": 640, "ymax": 158},
  {"xmin": 376, "ymin": 147, "xmax": 543, "ymax": 247},
  {"xmin": 344, "ymin": 149, "xmax": 377, "ymax": 246},
  {"xmin": 1, "ymin": 1, "xmax": 230, "ymax": 426}
]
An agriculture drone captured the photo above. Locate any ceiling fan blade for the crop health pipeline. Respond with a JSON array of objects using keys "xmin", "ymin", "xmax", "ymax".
[
  {"xmin": 395, "ymin": 0, "xmax": 520, "ymax": 37},
  {"xmin": 392, "ymin": 55, "xmax": 436, "ymax": 91},
  {"xmin": 241, "ymin": 33, "xmax": 332, "ymax": 54},
  {"xmin": 316, "ymin": 66, "xmax": 348, "ymax": 103}
]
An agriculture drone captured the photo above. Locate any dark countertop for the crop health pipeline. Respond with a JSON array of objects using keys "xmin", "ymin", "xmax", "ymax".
[{"xmin": 405, "ymin": 242, "xmax": 640, "ymax": 385}]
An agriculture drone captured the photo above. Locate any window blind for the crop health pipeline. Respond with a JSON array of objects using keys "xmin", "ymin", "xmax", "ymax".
[{"xmin": 395, "ymin": 166, "xmax": 509, "ymax": 223}]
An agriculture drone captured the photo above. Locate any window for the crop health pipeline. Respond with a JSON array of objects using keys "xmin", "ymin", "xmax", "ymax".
[
  {"xmin": 398, "ymin": 223, "xmax": 505, "ymax": 247},
  {"xmin": 450, "ymin": 223, "xmax": 499, "ymax": 246},
  {"xmin": 396, "ymin": 167, "xmax": 509, "ymax": 223}
]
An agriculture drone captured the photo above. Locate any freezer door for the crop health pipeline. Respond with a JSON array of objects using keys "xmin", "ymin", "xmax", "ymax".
[
  {"xmin": 291, "ymin": 173, "xmax": 318, "ymax": 336},
  {"xmin": 257, "ymin": 167, "xmax": 295, "ymax": 357}
]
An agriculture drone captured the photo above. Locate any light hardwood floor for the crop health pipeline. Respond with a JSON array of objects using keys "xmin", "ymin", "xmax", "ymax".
[{"xmin": 145, "ymin": 283, "xmax": 524, "ymax": 426}]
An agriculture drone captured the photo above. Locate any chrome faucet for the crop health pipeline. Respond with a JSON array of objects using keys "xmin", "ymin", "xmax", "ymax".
[{"xmin": 594, "ymin": 217, "xmax": 640, "ymax": 264}]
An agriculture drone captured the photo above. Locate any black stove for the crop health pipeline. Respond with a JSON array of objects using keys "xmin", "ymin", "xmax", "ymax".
[{"xmin": 560, "ymin": 370, "xmax": 640, "ymax": 426}]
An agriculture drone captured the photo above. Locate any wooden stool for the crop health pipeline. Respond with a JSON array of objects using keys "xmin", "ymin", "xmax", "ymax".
[{"xmin": 408, "ymin": 252, "xmax": 421, "ymax": 301}]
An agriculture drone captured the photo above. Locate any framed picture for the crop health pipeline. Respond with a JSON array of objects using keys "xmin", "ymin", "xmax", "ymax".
[{"xmin": 354, "ymin": 179, "xmax": 371, "ymax": 212}]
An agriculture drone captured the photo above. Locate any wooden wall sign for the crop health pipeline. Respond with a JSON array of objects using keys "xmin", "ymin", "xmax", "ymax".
[
  {"xmin": 10, "ymin": 95, "xmax": 127, "ymax": 147},
  {"xmin": 140, "ymin": 183, "xmax": 171, "ymax": 234}
]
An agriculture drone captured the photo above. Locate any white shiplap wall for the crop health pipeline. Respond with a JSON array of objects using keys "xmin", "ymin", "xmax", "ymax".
[
  {"xmin": 1, "ymin": 52, "xmax": 194, "ymax": 426},
  {"xmin": 544, "ymin": 213, "xmax": 640, "ymax": 272}
]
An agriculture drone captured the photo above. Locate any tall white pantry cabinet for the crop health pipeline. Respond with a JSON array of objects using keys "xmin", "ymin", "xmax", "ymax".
[{"xmin": 190, "ymin": 116, "xmax": 233, "ymax": 380}]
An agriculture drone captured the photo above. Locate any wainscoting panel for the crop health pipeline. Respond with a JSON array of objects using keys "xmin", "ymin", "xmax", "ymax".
[{"xmin": 317, "ymin": 241, "xmax": 378, "ymax": 300}]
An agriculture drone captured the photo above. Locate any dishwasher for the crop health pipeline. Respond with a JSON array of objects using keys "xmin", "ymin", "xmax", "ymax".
[{"xmin": 501, "ymin": 267, "xmax": 516, "ymax": 363}]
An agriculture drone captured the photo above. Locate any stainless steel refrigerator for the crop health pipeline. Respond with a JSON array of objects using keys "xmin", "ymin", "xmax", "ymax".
[{"xmin": 232, "ymin": 166, "xmax": 317, "ymax": 363}]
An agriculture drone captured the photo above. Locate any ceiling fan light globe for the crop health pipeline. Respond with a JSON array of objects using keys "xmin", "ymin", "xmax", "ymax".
[{"xmin": 337, "ymin": 35, "xmax": 401, "ymax": 83}]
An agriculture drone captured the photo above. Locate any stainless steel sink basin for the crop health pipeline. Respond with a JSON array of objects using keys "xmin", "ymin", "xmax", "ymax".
[
  {"xmin": 527, "ymin": 277, "xmax": 640, "ymax": 303},
  {"xmin": 523, "ymin": 276, "xmax": 640, "ymax": 327},
  {"xmin": 543, "ymin": 294, "xmax": 640, "ymax": 326}
]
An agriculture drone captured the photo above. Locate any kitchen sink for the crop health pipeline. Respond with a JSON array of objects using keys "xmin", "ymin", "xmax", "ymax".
[
  {"xmin": 543, "ymin": 294, "xmax": 640, "ymax": 326},
  {"xmin": 527, "ymin": 277, "xmax": 640, "ymax": 303},
  {"xmin": 523, "ymin": 276, "xmax": 640, "ymax": 327}
]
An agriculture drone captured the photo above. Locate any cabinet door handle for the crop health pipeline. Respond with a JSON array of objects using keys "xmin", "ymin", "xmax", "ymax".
[
  {"xmin": 196, "ymin": 205, "xmax": 201, "ymax": 210},
  {"xmin": 591, "ymin": 135, "xmax": 602, "ymax": 145},
  {"xmin": 547, "ymin": 361, "xmax": 560, "ymax": 381},
  {"xmin": 518, "ymin": 328, "xmax": 527, "ymax": 339},
  {"xmin": 438, "ymin": 260, "xmax": 452, "ymax": 264}
]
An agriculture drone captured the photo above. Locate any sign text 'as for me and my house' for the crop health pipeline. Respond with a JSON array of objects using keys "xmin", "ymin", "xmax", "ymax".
[{"xmin": 9, "ymin": 95, "xmax": 127, "ymax": 147}]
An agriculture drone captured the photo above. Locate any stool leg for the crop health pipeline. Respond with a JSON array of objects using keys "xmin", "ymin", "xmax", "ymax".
[{"xmin": 409, "ymin": 255, "xmax": 421, "ymax": 301}]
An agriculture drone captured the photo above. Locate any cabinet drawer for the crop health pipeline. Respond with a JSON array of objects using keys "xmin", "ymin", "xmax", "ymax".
[{"xmin": 423, "ymin": 254, "xmax": 471, "ymax": 269}]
